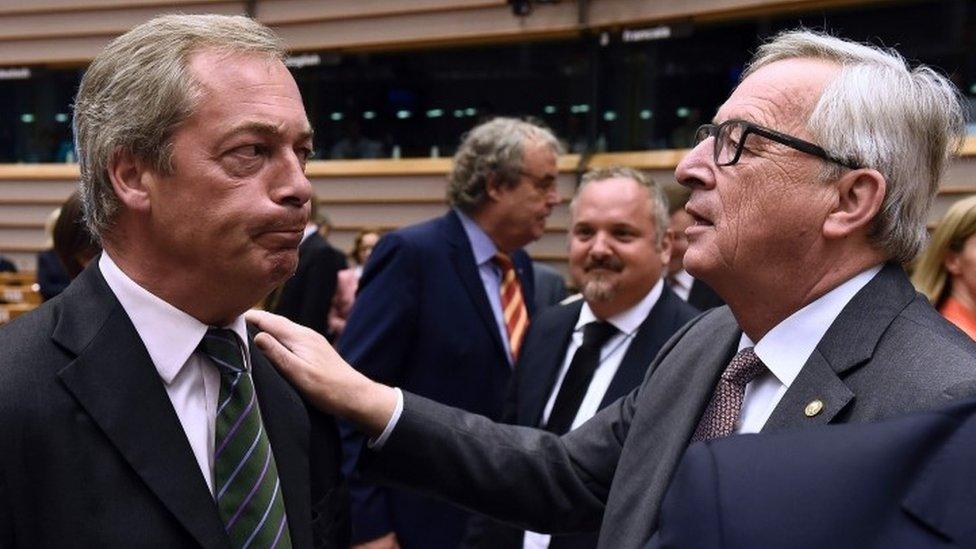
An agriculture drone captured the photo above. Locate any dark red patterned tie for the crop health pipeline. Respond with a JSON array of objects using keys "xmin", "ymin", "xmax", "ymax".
[{"xmin": 691, "ymin": 347, "xmax": 767, "ymax": 442}]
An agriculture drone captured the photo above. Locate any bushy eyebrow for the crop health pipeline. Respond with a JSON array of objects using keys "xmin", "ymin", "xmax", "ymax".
[{"xmin": 222, "ymin": 120, "xmax": 314, "ymax": 143}]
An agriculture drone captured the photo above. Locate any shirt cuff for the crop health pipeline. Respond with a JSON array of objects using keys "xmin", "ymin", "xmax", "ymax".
[{"xmin": 367, "ymin": 387, "xmax": 403, "ymax": 449}]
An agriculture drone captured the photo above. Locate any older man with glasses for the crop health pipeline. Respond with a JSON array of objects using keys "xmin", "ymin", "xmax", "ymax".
[{"xmin": 245, "ymin": 29, "xmax": 976, "ymax": 549}]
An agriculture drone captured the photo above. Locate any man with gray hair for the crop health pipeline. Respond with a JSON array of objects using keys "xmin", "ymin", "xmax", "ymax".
[
  {"xmin": 0, "ymin": 14, "xmax": 347, "ymax": 548},
  {"xmin": 336, "ymin": 117, "xmax": 560, "ymax": 548},
  {"xmin": 246, "ymin": 29, "xmax": 976, "ymax": 548}
]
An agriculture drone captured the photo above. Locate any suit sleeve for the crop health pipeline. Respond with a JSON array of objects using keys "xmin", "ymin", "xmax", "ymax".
[
  {"xmin": 360, "ymin": 389, "xmax": 636, "ymax": 534},
  {"xmin": 337, "ymin": 233, "xmax": 420, "ymax": 543},
  {"xmin": 646, "ymin": 443, "xmax": 723, "ymax": 549}
]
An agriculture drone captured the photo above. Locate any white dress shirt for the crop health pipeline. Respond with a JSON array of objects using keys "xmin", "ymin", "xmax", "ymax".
[
  {"xmin": 525, "ymin": 279, "xmax": 664, "ymax": 549},
  {"xmin": 736, "ymin": 264, "xmax": 883, "ymax": 433},
  {"xmin": 669, "ymin": 269, "xmax": 694, "ymax": 302},
  {"xmin": 539, "ymin": 278, "xmax": 664, "ymax": 430},
  {"xmin": 99, "ymin": 252, "xmax": 251, "ymax": 494}
]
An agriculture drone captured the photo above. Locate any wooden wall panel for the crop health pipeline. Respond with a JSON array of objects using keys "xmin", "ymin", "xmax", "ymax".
[
  {"xmin": 0, "ymin": 2, "xmax": 244, "ymax": 41},
  {"xmin": 0, "ymin": 0, "xmax": 888, "ymax": 66},
  {"xmin": 255, "ymin": 0, "xmax": 501, "ymax": 25}
]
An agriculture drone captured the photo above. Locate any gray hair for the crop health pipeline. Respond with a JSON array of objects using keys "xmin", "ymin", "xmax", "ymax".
[
  {"xmin": 572, "ymin": 166, "xmax": 670, "ymax": 246},
  {"xmin": 447, "ymin": 117, "xmax": 562, "ymax": 213},
  {"xmin": 744, "ymin": 29, "xmax": 966, "ymax": 264},
  {"xmin": 73, "ymin": 14, "xmax": 286, "ymax": 240}
]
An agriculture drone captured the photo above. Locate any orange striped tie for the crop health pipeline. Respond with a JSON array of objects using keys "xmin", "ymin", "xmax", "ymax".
[{"xmin": 493, "ymin": 253, "xmax": 529, "ymax": 362}]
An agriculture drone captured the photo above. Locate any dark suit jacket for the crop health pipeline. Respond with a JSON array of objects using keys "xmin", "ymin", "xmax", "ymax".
[
  {"xmin": 339, "ymin": 209, "xmax": 536, "ymax": 548},
  {"xmin": 464, "ymin": 288, "xmax": 698, "ymax": 549},
  {"xmin": 273, "ymin": 232, "xmax": 347, "ymax": 337},
  {"xmin": 651, "ymin": 396, "xmax": 976, "ymax": 548},
  {"xmin": 0, "ymin": 263, "xmax": 349, "ymax": 548},
  {"xmin": 362, "ymin": 263, "xmax": 976, "ymax": 549},
  {"xmin": 532, "ymin": 261, "xmax": 567, "ymax": 312},
  {"xmin": 686, "ymin": 279, "xmax": 724, "ymax": 311},
  {"xmin": 35, "ymin": 249, "xmax": 71, "ymax": 300},
  {"xmin": 0, "ymin": 256, "xmax": 14, "ymax": 273}
]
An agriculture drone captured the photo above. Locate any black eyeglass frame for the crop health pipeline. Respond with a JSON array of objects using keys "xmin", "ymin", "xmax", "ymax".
[{"xmin": 695, "ymin": 119, "xmax": 862, "ymax": 170}]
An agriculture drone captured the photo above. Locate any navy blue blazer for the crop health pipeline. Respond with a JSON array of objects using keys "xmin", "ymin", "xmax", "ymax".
[
  {"xmin": 650, "ymin": 396, "xmax": 976, "ymax": 548},
  {"xmin": 464, "ymin": 287, "xmax": 699, "ymax": 549},
  {"xmin": 338, "ymin": 209, "xmax": 535, "ymax": 548}
]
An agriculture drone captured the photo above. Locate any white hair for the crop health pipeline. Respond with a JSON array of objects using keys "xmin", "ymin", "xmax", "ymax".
[{"xmin": 745, "ymin": 29, "xmax": 965, "ymax": 264}]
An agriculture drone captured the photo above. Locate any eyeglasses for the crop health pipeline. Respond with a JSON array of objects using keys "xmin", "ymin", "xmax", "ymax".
[
  {"xmin": 519, "ymin": 170, "xmax": 557, "ymax": 193},
  {"xmin": 693, "ymin": 119, "xmax": 861, "ymax": 170}
]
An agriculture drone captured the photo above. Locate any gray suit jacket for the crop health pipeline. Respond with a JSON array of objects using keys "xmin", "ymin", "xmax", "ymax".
[{"xmin": 362, "ymin": 264, "xmax": 976, "ymax": 549}]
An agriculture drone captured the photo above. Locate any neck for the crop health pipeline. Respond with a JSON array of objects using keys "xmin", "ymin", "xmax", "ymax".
[
  {"xmin": 950, "ymin": 281, "xmax": 976, "ymax": 313},
  {"xmin": 715, "ymin": 250, "xmax": 882, "ymax": 342},
  {"xmin": 102, "ymin": 238, "xmax": 262, "ymax": 327},
  {"xmin": 468, "ymin": 207, "xmax": 517, "ymax": 254}
]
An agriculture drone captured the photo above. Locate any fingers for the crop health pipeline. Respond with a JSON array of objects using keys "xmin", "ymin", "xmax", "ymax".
[
  {"xmin": 245, "ymin": 309, "xmax": 291, "ymax": 337},
  {"xmin": 246, "ymin": 309, "xmax": 322, "ymax": 347},
  {"xmin": 253, "ymin": 331, "xmax": 304, "ymax": 378}
]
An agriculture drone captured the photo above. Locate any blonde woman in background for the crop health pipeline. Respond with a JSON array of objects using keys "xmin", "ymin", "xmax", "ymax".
[{"xmin": 912, "ymin": 195, "xmax": 976, "ymax": 339}]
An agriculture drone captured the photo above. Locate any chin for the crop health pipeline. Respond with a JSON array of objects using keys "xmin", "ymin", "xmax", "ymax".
[{"xmin": 582, "ymin": 279, "xmax": 617, "ymax": 302}]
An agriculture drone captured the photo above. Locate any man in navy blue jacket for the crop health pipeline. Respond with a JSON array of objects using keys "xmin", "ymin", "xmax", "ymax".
[
  {"xmin": 650, "ymin": 394, "xmax": 976, "ymax": 548},
  {"xmin": 338, "ymin": 117, "xmax": 561, "ymax": 549}
]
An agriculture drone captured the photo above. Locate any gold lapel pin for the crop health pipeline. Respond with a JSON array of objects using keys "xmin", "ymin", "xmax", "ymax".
[{"xmin": 805, "ymin": 399, "xmax": 824, "ymax": 417}]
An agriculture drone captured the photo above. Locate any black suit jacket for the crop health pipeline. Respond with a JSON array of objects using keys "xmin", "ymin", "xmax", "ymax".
[
  {"xmin": 651, "ymin": 396, "xmax": 976, "ymax": 548},
  {"xmin": 273, "ymin": 232, "xmax": 347, "ymax": 337},
  {"xmin": 464, "ymin": 287, "xmax": 699, "ymax": 549},
  {"xmin": 0, "ymin": 263, "xmax": 349, "ymax": 548},
  {"xmin": 686, "ymin": 279, "xmax": 724, "ymax": 311}
]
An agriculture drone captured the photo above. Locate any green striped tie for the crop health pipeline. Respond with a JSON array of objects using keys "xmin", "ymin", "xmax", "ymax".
[{"xmin": 197, "ymin": 328, "xmax": 293, "ymax": 549}]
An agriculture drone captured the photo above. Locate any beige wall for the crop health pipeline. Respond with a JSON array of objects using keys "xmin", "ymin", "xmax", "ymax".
[
  {"xmin": 3, "ymin": 144, "xmax": 976, "ymax": 274},
  {"xmin": 0, "ymin": 0, "xmax": 883, "ymax": 66}
]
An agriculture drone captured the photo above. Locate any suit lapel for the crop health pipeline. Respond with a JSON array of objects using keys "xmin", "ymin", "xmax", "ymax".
[
  {"xmin": 901, "ymin": 406, "xmax": 976, "ymax": 546},
  {"xmin": 601, "ymin": 289, "xmax": 681, "ymax": 408},
  {"xmin": 54, "ymin": 266, "xmax": 229, "ymax": 549},
  {"xmin": 249, "ymin": 339, "xmax": 313, "ymax": 548},
  {"xmin": 763, "ymin": 264, "xmax": 915, "ymax": 431},
  {"xmin": 518, "ymin": 302, "xmax": 580, "ymax": 426},
  {"xmin": 444, "ymin": 211, "xmax": 509, "ymax": 362}
]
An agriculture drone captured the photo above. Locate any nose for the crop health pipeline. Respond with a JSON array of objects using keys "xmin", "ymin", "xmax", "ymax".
[
  {"xmin": 675, "ymin": 139, "xmax": 716, "ymax": 191},
  {"xmin": 546, "ymin": 182, "xmax": 560, "ymax": 208},
  {"xmin": 273, "ymin": 149, "xmax": 313, "ymax": 209},
  {"xmin": 589, "ymin": 231, "xmax": 612, "ymax": 258}
]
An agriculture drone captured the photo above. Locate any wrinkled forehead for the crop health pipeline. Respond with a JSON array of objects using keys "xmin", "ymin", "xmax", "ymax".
[{"xmin": 715, "ymin": 57, "xmax": 840, "ymax": 135}]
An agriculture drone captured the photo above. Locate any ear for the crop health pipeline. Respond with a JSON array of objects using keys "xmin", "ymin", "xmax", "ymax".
[
  {"xmin": 484, "ymin": 173, "xmax": 506, "ymax": 202},
  {"xmin": 945, "ymin": 251, "xmax": 962, "ymax": 277},
  {"xmin": 822, "ymin": 169, "xmax": 886, "ymax": 240},
  {"xmin": 107, "ymin": 148, "xmax": 155, "ymax": 214},
  {"xmin": 658, "ymin": 229, "xmax": 674, "ymax": 266}
]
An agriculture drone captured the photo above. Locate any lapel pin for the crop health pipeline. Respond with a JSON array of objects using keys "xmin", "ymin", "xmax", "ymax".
[{"xmin": 804, "ymin": 399, "xmax": 824, "ymax": 417}]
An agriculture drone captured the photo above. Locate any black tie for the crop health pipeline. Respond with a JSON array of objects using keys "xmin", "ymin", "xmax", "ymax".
[{"xmin": 544, "ymin": 321, "xmax": 619, "ymax": 435}]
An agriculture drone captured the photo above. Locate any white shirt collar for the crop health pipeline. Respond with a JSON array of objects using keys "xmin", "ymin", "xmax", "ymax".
[
  {"xmin": 301, "ymin": 223, "xmax": 318, "ymax": 243},
  {"xmin": 672, "ymin": 269, "xmax": 695, "ymax": 291},
  {"xmin": 576, "ymin": 278, "xmax": 665, "ymax": 335},
  {"xmin": 98, "ymin": 252, "xmax": 250, "ymax": 384},
  {"xmin": 739, "ymin": 264, "xmax": 884, "ymax": 388}
]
